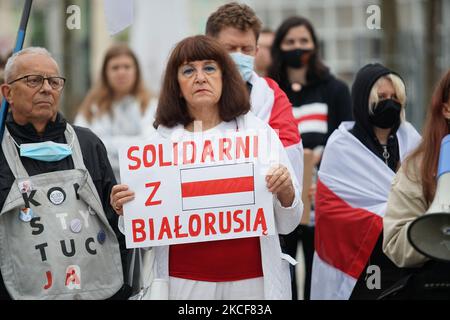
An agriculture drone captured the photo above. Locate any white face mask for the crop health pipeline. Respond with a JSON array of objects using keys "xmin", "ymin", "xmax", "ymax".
[
  {"xmin": 19, "ymin": 141, "xmax": 73, "ymax": 162},
  {"xmin": 10, "ymin": 135, "xmax": 73, "ymax": 162},
  {"xmin": 229, "ymin": 52, "xmax": 255, "ymax": 83}
]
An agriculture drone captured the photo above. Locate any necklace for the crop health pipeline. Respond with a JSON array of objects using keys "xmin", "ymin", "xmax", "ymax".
[
  {"xmin": 381, "ymin": 145, "xmax": 390, "ymax": 165},
  {"xmin": 291, "ymin": 82, "xmax": 302, "ymax": 92}
]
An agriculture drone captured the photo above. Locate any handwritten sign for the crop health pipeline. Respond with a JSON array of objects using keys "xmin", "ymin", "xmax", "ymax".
[{"xmin": 119, "ymin": 129, "xmax": 277, "ymax": 248}]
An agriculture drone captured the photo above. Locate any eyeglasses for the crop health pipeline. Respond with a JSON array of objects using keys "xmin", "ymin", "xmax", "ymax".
[{"xmin": 8, "ymin": 74, "xmax": 66, "ymax": 91}]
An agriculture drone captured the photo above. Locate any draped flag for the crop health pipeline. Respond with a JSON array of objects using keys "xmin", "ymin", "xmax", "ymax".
[
  {"xmin": 311, "ymin": 122, "xmax": 421, "ymax": 300},
  {"xmin": 104, "ymin": 0, "xmax": 134, "ymax": 35}
]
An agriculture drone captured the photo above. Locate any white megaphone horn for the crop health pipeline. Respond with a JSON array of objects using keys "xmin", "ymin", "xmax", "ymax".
[{"xmin": 408, "ymin": 134, "xmax": 450, "ymax": 262}]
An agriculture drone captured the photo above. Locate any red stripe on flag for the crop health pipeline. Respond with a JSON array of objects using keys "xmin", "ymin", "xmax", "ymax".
[
  {"xmin": 295, "ymin": 114, "xmax": 328, "ymax": 124},
  {"xmin": 315, "ymin": 179, "xmax": 382, "ymax": 279},
  {"xmin": 181, "ymin": 176, "xmax": 254, "ymax": 198},
  {"xmin": 265, "ymin": 77, "xmax": 302, "ymax": 146}
]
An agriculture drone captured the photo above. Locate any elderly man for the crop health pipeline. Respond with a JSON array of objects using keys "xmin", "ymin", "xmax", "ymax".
[{"xmin": 0, "ymin": 47, "xmax": 126, "ymax": 300}]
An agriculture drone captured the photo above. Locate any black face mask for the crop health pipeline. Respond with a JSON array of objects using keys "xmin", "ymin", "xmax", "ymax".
[
  {"xmin": 369, "ymin": 99, "xmax": 402, "ymax": 129},
  {"xmin": 281, "ymin": 48, "xmax": 312, "ymax": 69}
]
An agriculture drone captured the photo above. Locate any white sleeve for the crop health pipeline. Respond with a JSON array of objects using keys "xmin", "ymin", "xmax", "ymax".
[
  {"xmin": 118, "ymin": 215, "xmax": 125, "ymax": 235},
  {"xmin": 140, "ymin": 99, "xmax": 158, "ymax": 138},
  {"xmin": 285, "ymin": 141, "xmax": 304, "ymax": 200}
]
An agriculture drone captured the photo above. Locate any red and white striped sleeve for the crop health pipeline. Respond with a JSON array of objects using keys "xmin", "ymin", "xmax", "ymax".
[{"xmin": 264, "ymin": 77, "xmax": 304, "ymax": 193}]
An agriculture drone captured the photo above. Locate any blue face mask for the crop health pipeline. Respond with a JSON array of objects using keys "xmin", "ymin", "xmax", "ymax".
[
  {"xmin": 14, "ymin": 140, "xmax": 73, "ymax": 162},
  {"xmin": 229, "ymin": 52, "xmax": 255, "ymax": 83}
]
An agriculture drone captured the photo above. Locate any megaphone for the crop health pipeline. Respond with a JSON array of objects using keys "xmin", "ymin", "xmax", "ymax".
[{"xmin": 408, "ymin": 135, "xmax": 450, "ymax": 262}]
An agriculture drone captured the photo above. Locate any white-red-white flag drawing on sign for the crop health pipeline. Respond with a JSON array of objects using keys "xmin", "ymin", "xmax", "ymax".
[{"xmin": 180, "ymin": 163, "xmax": 255, "ymax": 211}]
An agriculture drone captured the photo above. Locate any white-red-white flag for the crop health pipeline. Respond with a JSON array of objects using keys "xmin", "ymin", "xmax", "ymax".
[
  {"xmin": 180, "ymin": 163, "xmax": 255, "ymax": 211},
  {"xmin": 292, "ymin": 102, "xmax": 328, "ymax": 135},
  {"xmin": 104, "ymin": 0, "xmax": 134, "ymax": 35},
  {"xmin": 311, "ymin": 122, "xmax": 420, "ymax": 300}
]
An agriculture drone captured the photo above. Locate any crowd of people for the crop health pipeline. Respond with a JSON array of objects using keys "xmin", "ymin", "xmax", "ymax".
[{"xmin": 0, "ymin": 2, "xmax": 449, "ymax": 300}]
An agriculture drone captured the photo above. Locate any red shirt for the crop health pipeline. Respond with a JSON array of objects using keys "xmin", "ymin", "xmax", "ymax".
[
  {"xmin": 264, "ymin": 77, "xmax": 302, "ymax": 148},
  {"xmin": 169, "ymin": 237, "xmax": 263, "ymax": 282}
]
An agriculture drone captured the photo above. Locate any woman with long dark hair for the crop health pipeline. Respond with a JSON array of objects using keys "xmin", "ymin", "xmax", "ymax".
[
  {"xmin": 268, "ymin": 16, "xmax": 352, "ymax": 300},
  {"xmin": 110, "ymin": 35, "xmax": 302, "ymax": 300}
]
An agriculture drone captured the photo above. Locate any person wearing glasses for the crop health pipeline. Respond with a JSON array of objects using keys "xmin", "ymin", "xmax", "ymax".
[
  {"xmin": 111, "ymin": 35, "xmax": 302, "ymax": 300},
  {"xmin": 0, "ymin": 47, "xmax": 128, "ymax": 300}
]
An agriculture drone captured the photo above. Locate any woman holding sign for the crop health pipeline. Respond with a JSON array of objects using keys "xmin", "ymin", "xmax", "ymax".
[{"xmin": 111, "ymin": 35, "xmax": 303, "ymax": 300}]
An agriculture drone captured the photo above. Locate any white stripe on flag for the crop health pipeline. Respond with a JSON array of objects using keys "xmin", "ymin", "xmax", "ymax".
[
  {"xmin": 298, "ymin": 120, "xmax": 328, "ymax": 134},
  {"xmin": 311, "ymin": 252, "xmax": 357, "ymax": 300},
  {"xmin": 292, "ymin": 102, "xmax": 328, "ymax": 118},
  {"xmin": 180, "ymin": 163, "xmax": 255, "ymax": 211},
  {"xmin": 182, "ymin": 191, "xmax": 255, "ymax": 211},
  {"xmin": 104, "ymin": 0, "xmax": 134, "ymax": 35},
  {"xmin": 181, "ymin": 163, "xmax": 253, "ymax": 183},
  {"xmin": 318, "ymin": 123, "xmax": 396, "ymax": 215}
]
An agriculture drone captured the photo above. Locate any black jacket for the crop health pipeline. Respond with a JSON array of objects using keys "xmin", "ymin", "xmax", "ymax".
[
  {"xmin": 0, "ymin": 113, "xmax": 128, "ymax": 300},
  {"xmin": 281, "ymin": 72, "xmax": 353, "ymax": 150}
]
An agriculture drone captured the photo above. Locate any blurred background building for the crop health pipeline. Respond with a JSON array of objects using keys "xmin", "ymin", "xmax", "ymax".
[{"xmin": 0, "ymin": 0, "xmax": 449, "ymax": 130}]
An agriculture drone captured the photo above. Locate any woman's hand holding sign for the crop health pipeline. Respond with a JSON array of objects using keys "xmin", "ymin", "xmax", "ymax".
[
  {"xmin": 266, "ymin": 164, "xmax": 295, "ymax": 208},
  {"xmin": 112, "ymin": 164, "xmax": 295, "ymax": 216},
  {"xmin": 111, "ymin": 184, "xmax": 135, "ymax": 216}
]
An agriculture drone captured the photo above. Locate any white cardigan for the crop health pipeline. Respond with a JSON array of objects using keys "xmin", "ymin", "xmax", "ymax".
[
  {"xmin": 74, "ymin": 96, "xmax": 157, "ymax": 182},
  {"xmin": 152, "ymin": 112, "xmax": 303, "ymax": 300}
]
